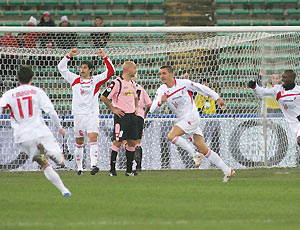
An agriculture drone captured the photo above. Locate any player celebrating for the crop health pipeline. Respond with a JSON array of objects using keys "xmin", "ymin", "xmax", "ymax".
[
  {"xmin": 150, "ymin": 66, "xmax": 235, "ymax": 182},
  {"xmin": 134, "ymin": 81, "xmax": 152, "ymax": 171},
  {"xmin": 58, "ymin": 49, "xmax": 115, "ymax": 175},
  {"xmin": 0, "ymin": 66, "xmax": 71, "ymax": 197},
  {"xmin": 101, "ymin": 61, "xmax": 138, "ymax": 176},
  {"xmin": 249, "ymin": 69, "xmax": 300, "ymax": 146}
]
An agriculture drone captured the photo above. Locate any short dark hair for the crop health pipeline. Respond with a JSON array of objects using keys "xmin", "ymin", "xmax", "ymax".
[
  {"xmin": 160, "ymin": 65, "xmax": 173, "ymax": 73},
  {"xmin": 17, "ymin": 66, "xmax": 34, "ymax": 84},
  {"xmin": 284, "ymin": 69, "xmax": 296, "ymax": 80},
  {"xmin": 81, "ymin": 60, "xmax": 93, "ymax": 70},
  {"xmin": 95, "ymin": 16, "xmax": 103, "ymax": 21}
]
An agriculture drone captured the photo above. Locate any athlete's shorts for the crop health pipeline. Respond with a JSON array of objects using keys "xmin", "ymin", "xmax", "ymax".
[
  {"xmin": 175, "ymin": 114, "xmax": 203, "ymax": 137},
  {"xmin": 290, "ymin": 122, "xmax": 300, "ymax": 138},
  {"xmin": 113, "ymin": 113, "xmax": 138, "ymax": 142},
  {"xmin": 74, "ymin": 114, "xmax": 99, "ymax": 138},
  {"xmin": 136, "ymin": 116, "xmax": 144, "ymax": 140},
  {"xmin": 21, "ymin": 136, "xmax": 64, "ymax": 165}
]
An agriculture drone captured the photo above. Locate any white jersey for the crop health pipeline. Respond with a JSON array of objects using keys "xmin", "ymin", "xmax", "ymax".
[
  {"xmin": 150, "ymin": 79, "xmax": 219, "ymax": 120},
  {"xmin": 254, "ymin": 84, "xmax": 300, "ymax": 124},
  {"xmin": 0, "ymin": 84, "xmax": 62, "ymax": 143},
  {"xmin": 58, "ymin": 56, "xmax": 115, "ymax": 116}
]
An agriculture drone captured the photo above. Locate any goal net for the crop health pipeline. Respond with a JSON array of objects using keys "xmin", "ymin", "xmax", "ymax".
[{"xmin": 0, "ymin": 26, "xmax": 299, "ymax": 171}]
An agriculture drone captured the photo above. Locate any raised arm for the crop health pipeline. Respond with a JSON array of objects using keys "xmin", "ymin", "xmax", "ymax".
[
  {"xmin": 248, "ymin": 80, "xmax": 277, "ymax": 98},
  {"xmin": 57, "ymin": 48, "xmax": 80, "ymax": 84}
]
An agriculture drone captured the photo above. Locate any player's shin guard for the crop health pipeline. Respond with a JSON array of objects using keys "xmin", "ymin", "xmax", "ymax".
[
  {"xmin": 171, "ymin": 136, "xmax": 196, "ymax": 156},
  {"xmin": 205, "ymin": 148, "xmax": 231, "ymax": 174},
  {"xmin": 74, "ymin": 144, "xmax": 84, "ymax": 171},
  {"xmin": 135, "ymin": 144, "xmax": 142, "ymax": 170},
  {"xmin": 89, "ymin": 142, "xmax": 98, "ymax": 167},
  {"xmin": 43, "ymin": 164, "xmax": 70, "ymax": 195},
  {"xmin": 125, "ymin": 145, "xmax": 135, "ymax": 173},
  {"xmin": 110, "ymin": 145, "xmax": 119, "ymax": 171}
]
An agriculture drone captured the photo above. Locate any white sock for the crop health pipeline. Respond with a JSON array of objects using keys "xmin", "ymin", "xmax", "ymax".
[
  {"xmin": 89, "ymin": 142, "xmax": 98, "ymax": 167},
  {"xmin": 171, "ymin": 136, "xmax": 198, "ymax": 157},
  {"xmin": 75, "ymin": 144, "xmax": 84, "ymax": 171},
  {"xmin": 43, "ymin": 165, "xmax": 70, "ymax": 195},
  {"xmin": 206, "ymin": 148, "xmax": 231, "ymax": 174}
]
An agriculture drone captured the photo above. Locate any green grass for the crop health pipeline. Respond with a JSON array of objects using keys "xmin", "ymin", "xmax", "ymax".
[{"xmin": 1, "ymin": 169, "xmax": 300, "ymax": 230}]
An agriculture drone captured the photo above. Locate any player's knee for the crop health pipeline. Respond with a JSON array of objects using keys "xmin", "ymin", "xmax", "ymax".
[{"xmin": 297, "ymin": 137, "xmax": 300, "ymax": 147}]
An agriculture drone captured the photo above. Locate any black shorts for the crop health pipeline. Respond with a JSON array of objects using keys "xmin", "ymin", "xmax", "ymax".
[
  {"xmin": 136, "ymin": 116, "xmax": 144, "ymax": 140},
  {"xmin": 113, "ymin": 113, "xmax": 138, "ymax": 142}
]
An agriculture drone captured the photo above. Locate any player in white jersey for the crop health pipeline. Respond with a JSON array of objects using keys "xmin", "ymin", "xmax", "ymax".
[
  {"xmin": 0, "ymin": 66, "xmax": 71, "ymax": 197},
  {"xmin": 150, "ymin": 66, "xmax": 235, "ymax": 182},
  {"xmin": 58, "ymin": 48, "xmax": 115, "ymax": 175},
  {"xmin": 249, "ymin": 69, "xmax": 300, "ymax": 146}
]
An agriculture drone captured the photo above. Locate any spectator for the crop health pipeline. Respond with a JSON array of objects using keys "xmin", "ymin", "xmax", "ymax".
[
  {"xmin": 38, "ymin": 11, "xmax": 55, "ymax": 27},
  {"xmin": 38, "ymin": 11, "xmax": 55, "ymax": 48},
  {"xmin": 23, "ymin": 16, "xmax": 44, "ymax": 49},
  {"xmin": 0, "ymin": 32, "xmax": 19, "ymax": 48},
  {"xmin": 55, "ymin": 16, "xmax": 78, "ymax": 49},
  {"xmin": 91, "ymin": 16, "xmax": 110, "ymax": 48}
]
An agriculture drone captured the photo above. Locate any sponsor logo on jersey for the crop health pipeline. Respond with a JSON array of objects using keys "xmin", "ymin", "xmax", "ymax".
[{"xmin": 125, "ymin": 90, "xmax": 135, "ymax": 96}]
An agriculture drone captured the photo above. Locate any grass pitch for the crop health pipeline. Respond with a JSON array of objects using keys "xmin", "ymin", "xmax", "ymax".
[{"xmin": 1, "ymin": 168, "xmax": 300, "ymax": 230}]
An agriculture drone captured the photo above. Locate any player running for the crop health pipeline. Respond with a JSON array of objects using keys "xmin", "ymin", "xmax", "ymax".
[
  {"xmin": 249, "ymin": 69, "xmax": 300, "ymax": 147},
  {"xmin": 150, "ymin": 66, "xmax": 235, "ymax": 182},
  {"xmin": 58, "ymin": 48, "xmax": 115, "ymax": 175},
  {"xmin": 0, "ymin": 66, "xmax": 71, "ymax": 197}
]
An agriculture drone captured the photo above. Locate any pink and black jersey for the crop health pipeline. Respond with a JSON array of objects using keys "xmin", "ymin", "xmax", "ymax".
[
  {"xmin": 135, "ymin": 83, "xmax": 152, "ymax": 118},
  {"xmin": 150, "ymin": 79, "xmax": 219, "ymax": 120},
  {"xmin": 254, "ymin": 84, "xmax": 300, "ymax": 124},
  {"xmin": 0, "ymin": 84, "xmax": 61, "ymax": 143},
  {"xmin": 102, "ymin": 76, "xmax": 137, "ymax": 114},
  {"xmin": 58, "ymin": 56, "xmax": 115, "ymax": 116}
]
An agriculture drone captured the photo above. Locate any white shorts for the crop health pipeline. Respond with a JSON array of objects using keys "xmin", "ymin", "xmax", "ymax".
[
  {"xmin": 175, "ymin": 115, "xmax": 203, "ymax": 137},
  {"xmin": 290, "ymin": 122, "xmax": 300, "ymax": 138},
  {"xmin": 20, "ymin": 136, "xmax": 64, "ymax": 165},
  {"xmin": 74, "ymin": 114, "xmax": 100, "ymax": 138}
]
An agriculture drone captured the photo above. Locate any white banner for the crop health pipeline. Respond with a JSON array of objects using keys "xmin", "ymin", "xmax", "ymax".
[{"xmin": 0, "ymin": 117, "xmax": 299, "ymax": 171}]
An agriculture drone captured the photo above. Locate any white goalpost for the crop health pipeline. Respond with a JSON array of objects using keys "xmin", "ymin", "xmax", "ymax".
[{"xmin": 1, "ymin": 26, "xmax": 300, "ymax": 171}]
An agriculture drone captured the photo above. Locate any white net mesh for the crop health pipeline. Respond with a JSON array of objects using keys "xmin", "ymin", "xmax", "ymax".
[{"xmin": 1, "ymin": 27, "xmax": 300, "ymax": 171}]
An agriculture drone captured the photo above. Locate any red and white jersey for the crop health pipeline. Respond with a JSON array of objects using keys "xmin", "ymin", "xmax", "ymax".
[
  {"xmin": 135, "ymin": 83, "xmax": 152, "ymax": 118},
  {"xmin": 254, "ymin": 84, "xmax": 300, "ymax": 124},
  {"xmin": 0, "ymin": 84, "xmax": 61, "ymax": 143},
  {"xmin": 58, "ymin": 56, "xmax": 115, "ymax": 116},
  {"xmin": 102, "ymin": 76, "xmax": 137, "ymax": 114},
  {"xmin": 150, "ymin": 79, "xmax": 219, "ymax": 120}
]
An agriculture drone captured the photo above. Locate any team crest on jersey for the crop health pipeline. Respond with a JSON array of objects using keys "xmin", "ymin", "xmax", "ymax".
[
  {"xmin": 283, "ymin": 104, "xmax": 288, "ymax": 110},
  {"xmin": 80, "ymin": 88, "xmax": 85, "ymax": 95},
  {"xmin": 172, "ymin": 101, "xmax": 179, "ymax": 109}
]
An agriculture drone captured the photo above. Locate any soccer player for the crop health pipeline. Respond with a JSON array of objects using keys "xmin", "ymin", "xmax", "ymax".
[
  {"xmin": 100, "ymin": 61, "xmax": 138, "ymax": 176},
  {"xmin": 0, "ymin": 66, "xmax": 71, "ymax": 197},
  {"xmin": 150, "ymin": 66, "xmax": 235, "ymax": 182},
  {"xmin": 134, "ymin": 81, "xmax": 152, "ymax": 171},
  {"xmin": 58, "ymin": 48, "xmax": 115, "ymax": 175},
  {"xmin": 249, "ymin": 69, "xmax": 300, "ymax": 146}
]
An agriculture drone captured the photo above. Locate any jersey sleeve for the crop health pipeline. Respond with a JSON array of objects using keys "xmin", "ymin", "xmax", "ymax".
[
  {"xmin": 150, "ymin": 87, "xmax": 164, "ymax": 113},
  {"xmin": 57, "ymin": 56, "xmax": 79, "ymax": 84},
  {"xmin": 102, "ymin": 79, "xmax": 120, "ymax": 100},
  {"xmin": 0, "ymin": 92, "xmax": 9, "ymax": 115},
  {"xmin": 253, "ymin": 84, "xmax": 279, "ymax": 99},
  {"xmin": 185, "ymin": 79, "xmax": 219, "ymax": 100},
  {"xmin": 93, "ymin": 57, "xmax": 115, "ymax": 84},
  {"xmin": 38, "ymin": 90, "xmax": 62, "ymax": 130}
]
